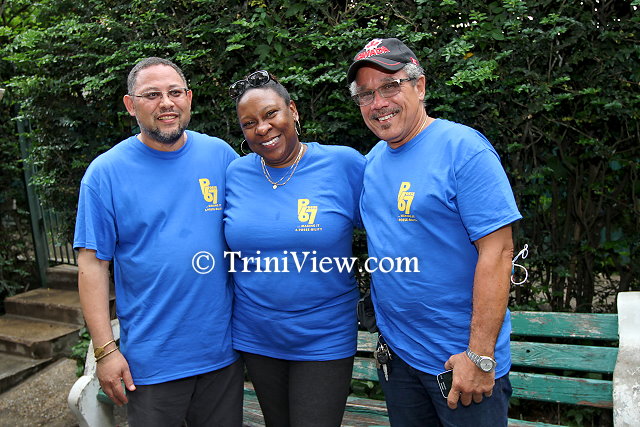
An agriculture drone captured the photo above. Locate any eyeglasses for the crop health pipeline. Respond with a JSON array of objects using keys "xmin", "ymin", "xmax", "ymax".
[
  {"xmin": 129, "ymin": 88, "xmax": 190, "ymax": 101},
  {"xmin": 229, "ymin": 70, "xmax": 272, "ymax": 99},
  {"xmin": 351, "ymin": 78, "xmax": 416, "ymax": 106}
]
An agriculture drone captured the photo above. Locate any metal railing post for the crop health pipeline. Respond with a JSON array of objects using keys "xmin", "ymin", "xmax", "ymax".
[{"xmin": 16, "ymin": 111, "xmax": 49, "ymax": 288}]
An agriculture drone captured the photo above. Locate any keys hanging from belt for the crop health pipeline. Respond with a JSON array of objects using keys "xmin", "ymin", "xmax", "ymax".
[{"xmin": 374, "ymin": 337, "xmax": 392, "ymax": 381}]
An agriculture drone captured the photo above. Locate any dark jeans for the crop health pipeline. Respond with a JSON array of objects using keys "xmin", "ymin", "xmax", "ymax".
[
  {"xmin": 127, "ymin": 358, "xmax": 244, "ymax": 427},
  {"xmin": 378, "ymin": 350, "xmax": 512, "ymax": 427},
  {"xmin": 241, "ymin": 352, "xmax": 355, "ymax": 427}
]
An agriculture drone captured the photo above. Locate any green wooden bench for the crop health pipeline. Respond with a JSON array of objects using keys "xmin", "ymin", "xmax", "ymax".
[
  {"xmin": 242, "ymin": 292, "xmax": 640, "ymax": 426},
  {"xmin": 509, "ymin": 293, "xmax": 640, "ymax": 425},
  {"xmin": 69, "ymin": 293, "xmax": 640, "ymax": 426},
  {"xmin": 507, "ymin": 311, "xmax": 617, "ymax": 426}
]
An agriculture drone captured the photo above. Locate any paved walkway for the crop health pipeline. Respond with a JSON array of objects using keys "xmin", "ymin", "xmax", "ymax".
[{"xmin": 0, "ymin": 358, "xmax": 79, "ymax": 426}]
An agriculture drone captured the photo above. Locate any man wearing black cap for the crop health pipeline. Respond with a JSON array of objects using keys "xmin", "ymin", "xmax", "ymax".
[{"xmin": 348, "ymin": 38, "xmax": 522, "ymax": 426}]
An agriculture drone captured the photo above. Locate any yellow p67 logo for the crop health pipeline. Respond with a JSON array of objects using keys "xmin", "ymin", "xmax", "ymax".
[
  {"xmin": 397, "ymin": 182, "xmax": 414, "ymax": 214},
  {"xmin": 199, "ymin": 178, "xmax": 218, "ymax": 203},
  {"xmin": 298, "ymin": 199, "xmax": 318, "ymax": 224}
]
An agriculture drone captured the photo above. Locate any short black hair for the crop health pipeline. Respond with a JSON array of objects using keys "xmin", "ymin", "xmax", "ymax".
[
  {"xmin": 127, "ymin": 57, "xmax": 188, "ymax": 94},
  {"xmin": 235, "ymin": 73, "xmax": 291, "ymax": 106}
]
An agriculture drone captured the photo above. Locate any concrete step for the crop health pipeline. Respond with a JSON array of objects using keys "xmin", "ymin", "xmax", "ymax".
[
  {"xmin": 4, "ymin": 288, "xmax": 84, "ymax": 325},
  {"xmin": 0, "ymin": 315, "xmax": 82, "ymax": 359},
  {"xmin": 0, "ymin": 353, "xmax": 52, "ymax": 394},
  {"xmin": 45, "ymin": 264, "xmax": 78, "ymax": 291}
]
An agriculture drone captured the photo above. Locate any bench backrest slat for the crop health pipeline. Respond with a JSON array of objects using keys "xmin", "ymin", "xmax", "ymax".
[
  {"xmin": 357, "ymin": 331, "xmax": 378, "ymax": 352},
  {"xmin": 511, "ymin": 371, "xmax": 613, "ymax": 408},
  {"xmin": 355, "ymin": 332, "xmax": 379, "ymax": 382},
  {"xmin": 353, "ymin": 357, "xmax": 378, "ymax": 382},
  {"xmin": 511, "ymin": 311, "xmax": 618, "ymax": 340},
  {"xmin": 356, "ymin": 344, "xmax": 619, "ymax": 380},
  {"xmin": 511, "ymin": 341, "xmax": 618, "ymax": 373},
  {"xmin": 355, "ymin": 313, "xmax": 619, "ymax": 408}
]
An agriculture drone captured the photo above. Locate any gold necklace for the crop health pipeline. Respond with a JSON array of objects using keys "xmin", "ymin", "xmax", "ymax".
[{"xmin": 261, "ymin": 144, "xmax": 306, "ymax": 190}]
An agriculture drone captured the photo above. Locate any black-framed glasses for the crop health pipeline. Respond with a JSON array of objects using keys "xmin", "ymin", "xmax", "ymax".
[
  {"xmin": 351, "ymin": 78, "xmax": 416, "ymax": 106},
  {"xmin": 229, "ymin": 70, "xmax": 272, "ymax": 99},
  {"xmin": 129, "ymin": 88, "xmax": 190, "ymax": 101}
]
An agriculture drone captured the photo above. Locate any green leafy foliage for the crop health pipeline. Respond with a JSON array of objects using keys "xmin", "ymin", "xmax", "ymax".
[
  {"xmin": 2, "ymin": 2, "xmax": 637, "ymax": 423},
  {"xmin": 70, "ymin": 327, "xmax": 91, "ymax": 377},
  {"xmin": 1, "ymin": 1, "xmax": 638, "ymax": 313},
  {"xmin": 0, "ymin": 0, "xmax": 41, "ymax": 306}
]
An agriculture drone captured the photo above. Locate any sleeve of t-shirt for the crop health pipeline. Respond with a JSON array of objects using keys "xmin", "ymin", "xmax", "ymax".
[
  {"xmin": 73, "ymin": 179, "xmax": 117, "ymax": 261},
  {"xmin": 455, "ymin": 148, "xmax": 522, "ymax": 242},
  {"xmin": 349, "ymin": 151, "xmax": 366, "ymax": 229},
  {"xmin": 365, "ymin": 140, "xmax": 386, "ymax": 161},
  {"xmin": 220, "ymin": 138, "xmax": 240, "ymax": 166}
]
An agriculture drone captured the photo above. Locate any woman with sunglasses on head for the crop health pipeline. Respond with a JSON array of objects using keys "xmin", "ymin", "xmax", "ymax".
[{"xmin": 224, "ymin": 71, "xmax": 365, "ymax": 426}]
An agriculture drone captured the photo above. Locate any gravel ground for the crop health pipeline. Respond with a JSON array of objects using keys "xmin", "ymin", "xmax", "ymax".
[
  {"xmin": 0, "ymin": 358, "xmax": 128, "ymax": 427},
  {"xmin": 0, "ymin": 358, "xmax": 80, "ymax": 427}
]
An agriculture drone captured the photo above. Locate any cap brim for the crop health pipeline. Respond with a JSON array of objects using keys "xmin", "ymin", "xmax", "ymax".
[{"xmin": 347, "ymin": 58, "xmax": 406, "ymax": 84}]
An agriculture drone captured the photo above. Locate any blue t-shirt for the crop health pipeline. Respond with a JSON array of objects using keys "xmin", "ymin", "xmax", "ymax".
[
  {"xmin": 74, "ymin": 130, "xmax": 239, "ymax": 385},
  {"xmin": 360, "ymin": 119, "xmax": 522, "ymax": 378},
  {"xmin": 224, "ymin": 142, "xmax": 365, "ymax": 360}
]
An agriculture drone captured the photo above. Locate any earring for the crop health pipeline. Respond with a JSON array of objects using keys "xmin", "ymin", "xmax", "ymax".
[
  {"xmin": 294, "ymin": 119, "xmax": 302, "ymax": 136},
  {"xmin": 240, "ymin": 139, "xmax": 249, "ymax": 155}
]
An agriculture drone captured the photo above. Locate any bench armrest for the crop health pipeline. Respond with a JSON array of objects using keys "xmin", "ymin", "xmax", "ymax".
[
  {"xmin": 613, "ymin": 291, "xmax": 640, "ymax": 425},
  {"xmin": 67, "ymin": 319, "xmax": 120, "ymax": 427}
]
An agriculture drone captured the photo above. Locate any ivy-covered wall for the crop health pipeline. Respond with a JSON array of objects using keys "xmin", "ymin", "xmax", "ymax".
[{"xmin": 1, "ymin": 0, "xmax": 638, "ymax": 311}]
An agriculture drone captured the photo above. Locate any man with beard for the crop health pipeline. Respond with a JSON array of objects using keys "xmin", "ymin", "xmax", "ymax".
[
  {"xmin": 347, "ymin": 39, "xmax": 521, "ymax": 426},
  {"xmin": 74, "ymin": 57, "xmax": 242, "ymax": 426}
]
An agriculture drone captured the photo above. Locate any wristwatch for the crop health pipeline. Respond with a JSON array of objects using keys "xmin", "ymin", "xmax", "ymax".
[{"xmin": 466, "ymin": 348, "xmax": 497, "ymax": 373}]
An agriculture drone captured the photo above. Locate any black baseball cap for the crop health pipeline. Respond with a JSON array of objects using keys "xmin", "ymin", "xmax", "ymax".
[{"xmin": 347, "ymin": 38, "xmax": 420, "ymax": 84}]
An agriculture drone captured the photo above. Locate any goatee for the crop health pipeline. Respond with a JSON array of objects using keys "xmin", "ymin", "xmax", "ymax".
[{"xmin": 139, "ymin": 120, "xmax": 190, "ymax": 146}]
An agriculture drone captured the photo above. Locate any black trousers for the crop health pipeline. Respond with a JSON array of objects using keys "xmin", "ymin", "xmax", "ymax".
[
  {"xmin": 241, "ymin": 352, "xmax": 355, "ymax": 427},
  {"xmin": 127, "ymin": 358, "xmax": 244, "ymax": 427}
]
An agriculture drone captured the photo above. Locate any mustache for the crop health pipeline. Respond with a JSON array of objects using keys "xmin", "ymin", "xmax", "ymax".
[
  {"xmin": 155, "ymin": 110, "xmax": 179, "ymax": 120},
  {"xmin": 157, "ymin": 106, "xmax": 177, "ymax": 114},
  {"xmin": 370, "ymin": 108, "xmax": 400, "ymax": 120}
]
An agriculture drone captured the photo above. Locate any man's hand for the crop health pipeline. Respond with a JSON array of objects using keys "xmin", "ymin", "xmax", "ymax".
[
  {"xmin": 444, "ymin": 351, "xmax": 495, "ymax": 409},
  {"xmin": 96, "ymin": 351, "xmax": 136, "ymax": 406},
  {"xmin": 78, "ymin": 248, "xmax": 136, "ymax": 406}
]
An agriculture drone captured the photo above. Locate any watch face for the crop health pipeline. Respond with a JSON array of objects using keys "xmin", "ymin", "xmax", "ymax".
[{"xmin": 479, "ymin": 358, "xmax": 494, "ymax": 372}]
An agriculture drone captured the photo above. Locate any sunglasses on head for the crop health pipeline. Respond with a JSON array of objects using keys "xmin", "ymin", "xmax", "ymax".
[{"xmin": 229, "ymin": 70, "xmax": 273, "ymax": 99}]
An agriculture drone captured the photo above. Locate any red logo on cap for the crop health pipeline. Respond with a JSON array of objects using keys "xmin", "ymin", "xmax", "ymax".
[
  {"xmin": 364, "ymin": 39, "xmax": 383, "ymax": 50},
  {"xmin": 356, "ymin": 39, "xmax": 391, "ymax": 61}
]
